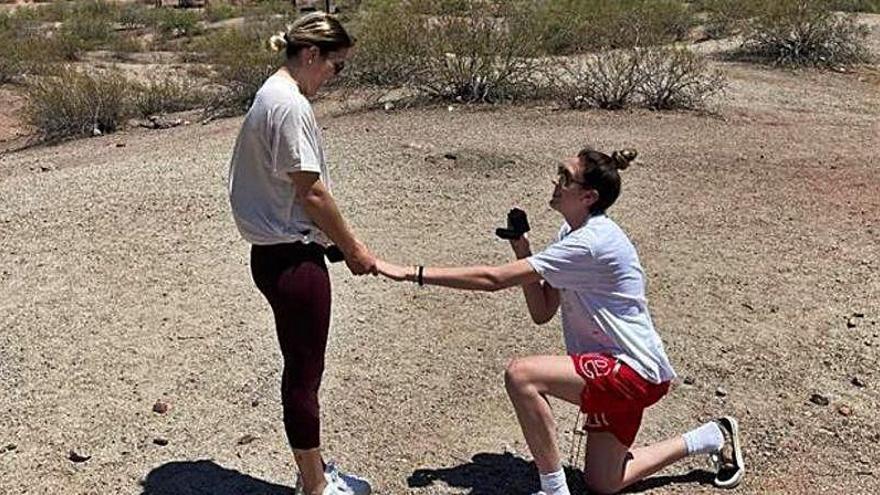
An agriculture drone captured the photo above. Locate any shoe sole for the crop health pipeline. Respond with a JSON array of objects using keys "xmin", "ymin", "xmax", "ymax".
[{"xmin": 714, "ymin": 416, "xmax": 744, "ymax": 489}]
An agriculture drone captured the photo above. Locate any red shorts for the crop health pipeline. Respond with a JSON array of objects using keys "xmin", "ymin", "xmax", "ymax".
[{"xmin": 570, "ymin": 353, "xmax": 670, "ymax": 446}]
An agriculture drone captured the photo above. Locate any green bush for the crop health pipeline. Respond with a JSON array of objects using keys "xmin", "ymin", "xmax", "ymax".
[
  {"xmin": 551, "ymin": 47, "xmax": 725, "ymax": 111},
  {"xmin": 513, "ymin": 0, "xmax": 696, "ymax": 54},
  {"xmin": 636, "ymin": 47, "xmax": 726, "ymax": 109},
  {"xmin": 698, "ymin": 0, "xmax": 763, "ymax": 38},
  {"xmin": 740, "ymin": 0, "xmax": 871, "ymax": 67},
  {"xmin": 411, "ymin": 3, "xmax": 544, "ymax": 103},
  {"xmin": 197, "ymin": 25, "xmax": 281, "ymax": 115},
  {"xmin": 133, "ymin": 77, "xmax": 208, "ymax": 117},
  {"xmin": 341, "ymin": 0, "xmax": 424, "ymax": 87},
  {"xmin": 150, "ymin": 8, "xmax": 203, "ymax": 39},
  {"xmin": 828, "ymin": 0, "xmax": 880, "ymax": 12},
  {"xmin": 24, "ymin": 68, "xmax": 132, "ymax": 141},
  {"xmin": 205, "ymin": 2, "xmax": 243, "ymax": 23}
]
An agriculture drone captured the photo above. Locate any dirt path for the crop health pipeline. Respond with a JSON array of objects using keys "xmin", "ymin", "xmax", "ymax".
[{"xmin": 1, "ymin": 55, "xmax": 879, "ymax": 494}]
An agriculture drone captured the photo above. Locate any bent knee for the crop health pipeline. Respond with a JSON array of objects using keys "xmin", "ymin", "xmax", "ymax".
[{"xmin": 504, "ymin": 357, "xmax": 533, "ymax": 392}]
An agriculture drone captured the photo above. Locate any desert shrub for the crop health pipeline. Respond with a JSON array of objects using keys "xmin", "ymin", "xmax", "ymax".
[
  {"xmin": 117, "ymin": 3, "xmax": 153, "ymax": 30},
  {"xmin": 24, "ymin": 68, "xmax": 133, "ymax": 140},
  {"xmin": 636, "ymin": 47, "xmax": 726, "ymax": 109},
  {"xmin": 512, "ymin": 0, "xmax": 696, "ymax": 55},
  {"xmin": 205, "ymin": 2, "xmax": 242, "ymax": 23},
  {"xmin": 828, "ymin": 0, "xmax": 880, "ymax": 12},
  {"xmin": 553, "ymin": 51, "xmax": 644, "ymax": 110},
  {"xmin": 0, "ymin": 33, "xmax": 24, "ymax": 83},
  {"xmin": 411, "ymin": 3, "xmax": 544, "ymax": 103},
  {"xmin": 197, "ymin": 26, "xmax": 281, "ymax": 115},
  {"xmin": 150, "ymin": 7, "xmax": 203, "ymax": 39},
  {"xmin": 552, "ymin": 47, "xmax": 725, "ymax": 111},
  {"xmin": 132, "ymin": 76, "xmax": 208, "ymax": 117},
  {"xmin": 695, "ymin": 0, "xmax": 763, "ymax": 38},
  {"xmin": 740, "ymin": 0, "xmax": 870, "ymax": 67},
  {"xmin": 108, "ymin": 33, "xmax": 146, "ymax": 54},
  {"xmin": 60, "ymin": 12, "xmax": 114, "ymax": 50},
  {"xmin": 340, "ymin": 0, "xmax": 424, "ymax": 87}
]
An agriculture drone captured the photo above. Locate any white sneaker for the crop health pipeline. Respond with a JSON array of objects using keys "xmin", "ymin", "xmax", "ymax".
[
  {"xmin": 326, "ymin": 462, "xmax": 372, "ymax": 495},
  {"xmin": 294, "ymin": 463, "xmax": 372, "ymax": 495}
]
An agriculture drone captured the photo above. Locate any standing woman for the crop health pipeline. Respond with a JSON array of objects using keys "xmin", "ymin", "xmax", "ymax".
[{"xmin": 228, "ymin": 12, "xmax": 373, "ymax": 495}]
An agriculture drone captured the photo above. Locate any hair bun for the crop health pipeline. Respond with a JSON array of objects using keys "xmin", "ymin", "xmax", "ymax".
[
  {"xmin": 268, "ymin": 32, "xmax": 287, "ymax": 52},
  {"xmin": 611, "ymin": 149, "xmax": 637, "ymax": 170}
]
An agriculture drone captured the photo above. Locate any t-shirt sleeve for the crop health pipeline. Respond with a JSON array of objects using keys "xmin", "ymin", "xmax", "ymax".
[
  {"xmin": 269, "ymin": 105, "xmax": 322, "ymax": 180},
  {"xmin": 526, "ymin": 233, "xmax": 596, "ymax": 291}
]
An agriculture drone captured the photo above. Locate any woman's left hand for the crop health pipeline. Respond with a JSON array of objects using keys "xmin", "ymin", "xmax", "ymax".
[{"xmin": 376, "ymin": 259, "xmax": 411, "ymax": 282}]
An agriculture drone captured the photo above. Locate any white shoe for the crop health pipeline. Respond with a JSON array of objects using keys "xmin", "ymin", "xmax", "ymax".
[
  {"xmin": 294, "ymin": 463, "xmax": 372, "ymax": 495},
  {"xmin": 326, "ymin": 462, "xmax": 372, "ymax": 495}
]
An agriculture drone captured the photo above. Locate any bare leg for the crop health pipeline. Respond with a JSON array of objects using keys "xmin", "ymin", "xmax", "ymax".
[
  {"xmin": 294, "ymin": 448, "xmax": 327, "ymax": 495},
  {"xmin": 504, "ymin": 356, "xmax": 585, "ymax": 474},
  {"xmin": 584, "ymin": 432, "xmax": 688, "ymax": 494}
]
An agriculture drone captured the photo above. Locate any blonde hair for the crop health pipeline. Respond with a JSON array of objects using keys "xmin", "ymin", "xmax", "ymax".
[{"xmin": 268, "ymin": 12, "xmax": 353, "ymax": 59}]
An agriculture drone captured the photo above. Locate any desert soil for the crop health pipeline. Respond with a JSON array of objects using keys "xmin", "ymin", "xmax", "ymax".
[{"xmin": 1, "ymin": 18, "xmax": 880, "ymax": 495}]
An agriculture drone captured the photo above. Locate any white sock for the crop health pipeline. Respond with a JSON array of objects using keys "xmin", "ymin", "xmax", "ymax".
[
  {"xmin": 539, "ymin": 468, "xmax": 570, "ymax": 495},
  {"xmin": 683, "ymin": 421, "xmax": 725, "ymax": 455}
]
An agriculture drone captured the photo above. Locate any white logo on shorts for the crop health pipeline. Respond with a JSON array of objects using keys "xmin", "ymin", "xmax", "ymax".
[{"xmin": 578, "ymin": 356, "xmax": 612, "ymax": 380}]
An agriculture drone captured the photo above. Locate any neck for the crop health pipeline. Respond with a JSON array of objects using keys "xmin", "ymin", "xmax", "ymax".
[
  {"xmin": 279, "ymin": 63, "xmax": 311, "ymax": 96},
  {"xmin": 563, "ymin": 209, "xmax": 592, "ymax": 230}
]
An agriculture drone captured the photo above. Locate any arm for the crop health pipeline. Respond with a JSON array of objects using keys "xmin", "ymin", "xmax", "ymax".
[
  {"xmin": 290, "ymin": 171, "xmax": 375, "ymax": 274},
  {"xmin": 378, "ymin": 258, "xmax": 542, "ymax": 292},
  {"xmin": 509, "ymin": 236, "xmax": 560, "ymax": 325}
]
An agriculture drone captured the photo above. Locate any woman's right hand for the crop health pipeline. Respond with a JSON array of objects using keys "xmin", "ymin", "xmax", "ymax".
[{"xmin": 344, "ymin": 241, "xmax": 377, "ymax": 276}]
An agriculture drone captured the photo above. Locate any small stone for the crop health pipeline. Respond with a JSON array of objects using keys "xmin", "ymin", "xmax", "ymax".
[
  {"xmin": 68, "ymin": 449, "xmax": 91, "ymax": 462},
  {"xmin": 153, "ymin": 437, "xmax": 168, "ymax": 446},
  {"xmin": 1, "ymin": 443, "xmax": 16, "ymax": 453},
  {"xmin": 809, "ymin": 393, "xmax": 830, "ymax": 406},
  {"xmin": 443, "ymin": 153, "xmax": 457, "ymax": 161},
  {"xmin": 152, "ymin": 400, "xmax": 170, "ymax": 414},
  {"xmin": 837, "ymin": 404, "xmax": 853, "ymax": 416},
  {"xmin": 854, "ymin": 312, "xmax": 866, "ymax": 318},
  {"xmin": 847, "ymin": 318, "xmax": 858, "ymax": 328},
  {"xmin": 683, "ymin": 376, "xmax": 696, "ymax": 385},
  {"xmin": 851, "ymin": 376, "xmax": 866, "ymax": 388},
  {"xmin": 115, "ymin": 143, "xmax": 126, "ymax": 148},
  {"xmin": 237, "ymin": 434, "xmax": 258, "ymax": 446},
  {"xmin": 251, "ymin": 398, "xmax": 260, "ymax": 407},
  {"xmin": 383, "ymin": 102, "xmax": 394, "ymax": 111},
  {"xmin": 715, "ymin": 386, "xmax": 728, "ymax": 397}
]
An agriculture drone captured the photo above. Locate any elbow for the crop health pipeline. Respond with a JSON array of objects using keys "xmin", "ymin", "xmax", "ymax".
[
  {"xmin": 483, "ymin": 268, "xmax": 511, "ymax": 292},
  {"xmin": 300, "ymin": 188, "xmax": 327, "ymax": 209}
]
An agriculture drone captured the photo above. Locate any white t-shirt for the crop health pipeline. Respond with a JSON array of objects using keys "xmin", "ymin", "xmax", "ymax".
[
  {"xmin": 527, "ymin": 214, "xmax": 676, "ymax": 384},
  {"xmin": 228, "ymin": 74, "xmax": 331, "ymax": 246}
]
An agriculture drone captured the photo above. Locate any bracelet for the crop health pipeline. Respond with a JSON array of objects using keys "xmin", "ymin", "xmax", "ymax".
[{"xmin": 417, "ymin": 265, "xmax": 424, "ymax": 286}]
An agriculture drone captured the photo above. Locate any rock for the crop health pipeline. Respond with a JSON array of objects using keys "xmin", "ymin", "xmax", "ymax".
[
  {"xmin": 152, "ymin": 400, "xmax": 170, "ymax": 414},
  {"xmin": 115, "ymin": 143, "xmax": 126, "ymax": 148},
  {"xmin": 683, "ymin": 376, "xmax": 696, "ymax": 385},
  {"xmin": 715, "ymin": 386, "xmax": 728, "ymax": 397},
  {"xmin": 383, "ymin": 102, "xmax": 394, "ymax": 111},
  {"xmin": 251, "ymin": 398, "xmax": 260, "ymax": 407},
  {"xmin": 443, "ymin": 153, "xmax": 457, "ymax": 161},
  {"xmin": 837, "ymin": 404, "xmax": 853, "ymax": 417},
  {"xmin": 809, "ymin": 393, "xmax": 830, "ymax": 406},
  {"xmin": 851, "ymin": 376, "xmax": 866, "ymax": 388},
  {"xmin": 68, "ymin": 449, "xmax": 91, "ymax": 462},
  {"xmin": 237, "ymin": 434, "xmax": 258, "ymax": 446},
  {"xmin": 847, "ymin": 318, "xmax": 858, "ymax": 329},
  {"xmin": 153, "ymin": 437, "xmax": 168, "ymax": 446},
  {"xmin": 854, "ymin": 312, "xmax": 866, "ymax": 318},
  {"xmin": 1, "ymin": 443, "xmax": 16, "ymax": 453}
]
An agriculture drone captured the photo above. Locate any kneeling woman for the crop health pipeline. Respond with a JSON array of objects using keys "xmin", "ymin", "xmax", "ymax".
[{"xmin": 376, "ymin": 147, "xmax": 743, "ymax": 495}]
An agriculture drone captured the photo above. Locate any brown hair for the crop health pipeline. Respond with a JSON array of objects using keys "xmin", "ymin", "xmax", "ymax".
[
  {"xmin": 576, "ymin": 147, "xmax": 638, "ymax": 213},
  {"xmin": 268, "ymin": 12, "xmax": 354, "ymax": 59}
]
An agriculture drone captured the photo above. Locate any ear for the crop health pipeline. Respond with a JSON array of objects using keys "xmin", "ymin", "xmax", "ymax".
[
  {"xmin": 308, "ymin": 45, "xmax": 319, "ymax": 63},
  {"xmin": 581, "ymin": 188, "xmax": 599, "ymax": 208}
]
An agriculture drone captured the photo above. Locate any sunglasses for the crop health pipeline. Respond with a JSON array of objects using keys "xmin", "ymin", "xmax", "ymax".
[
  {"xmin": 331, "ymin": 59, "xmax": 345, "ymax": 75},
  {"xmin": 556, "ymin": 165, "xmax": 588, "ymax": 188}
]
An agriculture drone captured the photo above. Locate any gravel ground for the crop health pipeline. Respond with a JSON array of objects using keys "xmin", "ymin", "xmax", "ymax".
[{"xmin": 2, "ymin": 32, "xmax": 880, "ymax": 495}]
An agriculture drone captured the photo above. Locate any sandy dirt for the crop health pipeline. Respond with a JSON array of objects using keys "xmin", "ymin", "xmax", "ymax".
[{"xmin": 2, "ymin": 17, "xmax": 880, "ymax": 495}]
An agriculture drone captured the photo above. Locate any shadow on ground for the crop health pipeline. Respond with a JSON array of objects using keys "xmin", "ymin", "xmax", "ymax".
[
  {"xmin": 408, "ymin": 452, "xmax": 715, "ymax": 494},
  {"xmin": 140, "ymin": 459, "xmax": 294, "ymax": 495}
]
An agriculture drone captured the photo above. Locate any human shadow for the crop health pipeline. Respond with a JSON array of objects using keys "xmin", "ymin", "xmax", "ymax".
[
  {"xmin": 140, "ymin": 459, "xmax": 294, "ymax": 495},
  {"xmin": 408, "ymin": 452, "xmax": 715, "ymax": 494}
]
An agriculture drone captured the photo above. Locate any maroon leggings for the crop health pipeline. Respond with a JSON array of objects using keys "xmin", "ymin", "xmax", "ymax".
[{"xmin": 250, "ymin": 242, "xmax": 331, "ymax": 450}]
